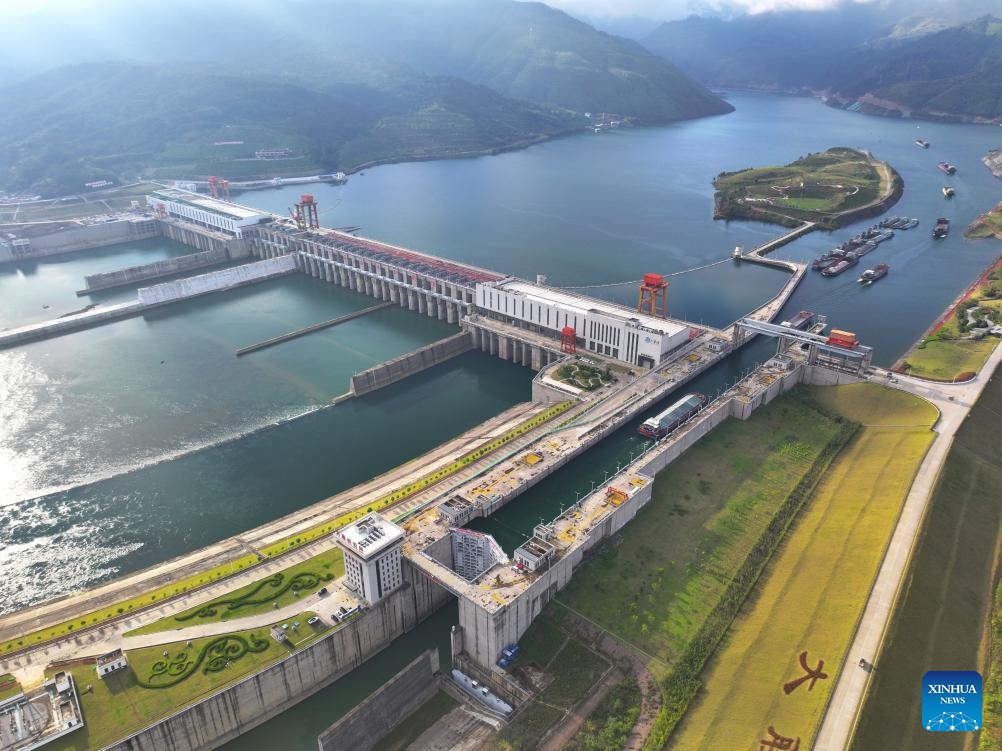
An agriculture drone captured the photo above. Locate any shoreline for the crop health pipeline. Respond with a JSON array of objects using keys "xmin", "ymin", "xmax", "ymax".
[{"xmin": 891, "ymin": 254, "xmax": 1002, "ymax": 376}]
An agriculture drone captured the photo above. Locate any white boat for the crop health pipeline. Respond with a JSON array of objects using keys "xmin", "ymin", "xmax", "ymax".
[{"xmin": 452, "ymin": 669, "xmax": 513, "ymax": 714}]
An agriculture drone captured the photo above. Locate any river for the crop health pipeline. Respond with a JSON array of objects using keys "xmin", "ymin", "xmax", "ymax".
[{"xmin": 1, "ymin": 91, "xmax": 999, "ymax": 747}]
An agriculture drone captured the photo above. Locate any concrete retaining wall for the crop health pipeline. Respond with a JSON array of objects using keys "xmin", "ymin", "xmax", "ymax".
[
  {"xmin": 81, "ymin": 249, "xmax": 230, "ymax": 293},
  {"xmin": 350, "ymin": 332, "xmax": 474, "ymax": 396},
  {"xmin": 109, "ymin": 561, "xmax": 451, "ymax": 751},
  {"xmin": 0, "ymin": 218, "xmax": 159, "ymax": 261},
  {"xmin": 137, "ymin": 255, "xmax": 296, "ymax": 305},
  {"xmin": 0, "ymin": 301, "xmax": 145, "ymax": 349},
  {"xmin": 316, "ymin": 649, "xmax": 440, "ymax": 751}
]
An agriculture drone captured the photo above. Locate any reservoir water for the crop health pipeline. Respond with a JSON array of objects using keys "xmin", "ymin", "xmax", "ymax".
[{"xmin": 2, "ymin": 91, "xmax": 1000, "ymax": 747}]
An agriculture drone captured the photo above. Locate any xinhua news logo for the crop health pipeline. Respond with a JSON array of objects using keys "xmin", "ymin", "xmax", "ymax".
[{"xmin": 922, "ymin": 671, "xmax": 982, "ymax": 732}]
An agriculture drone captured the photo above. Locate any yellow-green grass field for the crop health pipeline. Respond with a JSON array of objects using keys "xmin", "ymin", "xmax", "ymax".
[
  {"xmin": 125, "ymin": 550, "xmax": 345, "ymax": 636},
  {"xmin": 47, "ymin": 612, "xmax": 327, "ymax": 751},
  {"xmin": 669, "ymin": 384, "xmax": 937, "ymax": 750},
  {"xmin": 0, "ymin": 401, "xmax": 572, "ymax": 656}
]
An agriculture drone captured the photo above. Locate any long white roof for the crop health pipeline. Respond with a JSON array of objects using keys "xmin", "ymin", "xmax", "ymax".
[
  {"xmin": 152, "ymin": 189, "xmax": 269, "ymax": 221},
  {"xmin": 496, "ymin": 280, "xmax": 689, "ymax": 335}
]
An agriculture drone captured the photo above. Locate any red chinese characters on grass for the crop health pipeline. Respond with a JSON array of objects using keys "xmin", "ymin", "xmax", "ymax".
[
  {"xmin": 783, "ymin": 650, "xmax": 829, "ymax": 695},
  {"xmin": 759, "ymin": 725, "xmax": 800, "ymax": 750},
  {"xmin": 758, "ymin": 651, "xmax": 830, "ymax": 750}
]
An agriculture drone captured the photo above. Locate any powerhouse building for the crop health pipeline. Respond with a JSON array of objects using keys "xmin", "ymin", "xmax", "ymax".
[
  {"xmin": 334, "ymin": 513, "xmax": 405, "ymax": 605},
  {"xmin": 474, "ymin": 279, "xmax": 692, "ymax": 367},
  {"xmin": 146, "ymin": 189, "xmax": 272, "ymax": 239}
]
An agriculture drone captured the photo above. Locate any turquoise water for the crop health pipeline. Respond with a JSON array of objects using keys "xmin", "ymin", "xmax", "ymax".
[
  {"xmin": 2, "ymin": 90, "xmax": 1001, "ymax": 748},
  {"xmin": 0, "ymin": 237, "xmax": 194, "ymax": 327}
]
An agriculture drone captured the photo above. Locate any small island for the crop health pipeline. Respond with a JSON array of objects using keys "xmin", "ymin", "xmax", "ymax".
[
  {"xmin": 966, "ymin": 200, "xmax": 1002, "ymax": 239},
  {"xmin": 713, "ymin": 147, "xmax": 902, "ymax": 229}
]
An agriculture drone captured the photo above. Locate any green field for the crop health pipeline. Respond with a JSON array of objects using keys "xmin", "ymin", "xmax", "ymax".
[
  {"xmin": 850, "ymin": 376, "xmax": 1002, "ymax": 751},
  {"xmin": 565, "ymin": 679, "xmax": 643, "ymax": 751},
  {"xmin": 125, "ymin": 550, "xmax": 345, "ymax": 636},
  {"xmin": 713, "ymin": 147, "xmax": 894, "ymax": 228},
  {"xmin": 47, "ymin": 613, "xmax": 327, "ymax": 751},
  {"xmin": 966, "ymin": 202, "xmax": 1002, "ymax": 239},
  {"xmin": 669, "ymin": 384, "xmax": 936, "ymax": 750},
  {"xmin": 552, "ymin": 362, "xmax": 614, "ymax": 391}
]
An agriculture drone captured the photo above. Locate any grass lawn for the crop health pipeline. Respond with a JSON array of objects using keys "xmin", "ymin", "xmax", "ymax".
[
  {"xmin": 849, "ymin": 374, "xmax": 1002, "ymax": 751},
  {"xmin": 46, "ymin": 613, "xmax": 328, "ymax": 751},
  {"xmin": 125, "ymin": 550, "xmax": 344, "ymax": 636},
  {"xmin": 494, "ymin": 624, "xmax": 611, "ymax": 751},
  {"xmin": 0, "ymin": 673, "xmax": 21, "ymax": 702},
  {"xmin": 904, "ymin": 337, "xmax": 997, "ymax": 381},
  {"xmin": 372, "ymin": 691, "xmax": 459, "ymax": 751},
  {"xmin": 555, "ymin": 388, "xmax": 843, "ymax": 666},
  {"xmin": 668, "ymin": 385, "xmax": 936, "ymax": 750}
]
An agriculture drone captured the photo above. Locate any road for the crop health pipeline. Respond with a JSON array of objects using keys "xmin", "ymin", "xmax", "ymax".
[{"xmin": 813, "ymin": 345, "xmax": 1002, "ymax": 751}]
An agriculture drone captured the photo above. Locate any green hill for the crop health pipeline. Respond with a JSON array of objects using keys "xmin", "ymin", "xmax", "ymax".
[{"xmin": 0, "ymin": 62, "xmax": 579, "ymax": 197}]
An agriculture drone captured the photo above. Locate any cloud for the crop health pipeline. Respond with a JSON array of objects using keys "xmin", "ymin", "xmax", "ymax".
[{"xmin": 543, "ymin": 0, "xmax": 880, "ymax": 20}]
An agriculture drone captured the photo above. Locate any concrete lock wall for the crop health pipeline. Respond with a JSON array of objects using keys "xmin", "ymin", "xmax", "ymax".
[
  {"xmin": 460, "ymin": 481, "xmax": 656, "ymax": 668},
  {"xmin": 83, "ymin": 249, "xmax": 230, "ymax": 292},
  {"xmin": 110, "ymin": 561, "xmax": 450, "ymax": 751},
  {"xmin": 137, "ymin": 255, "xmax": 296, "ymax": 305},
  {"xmin": 351, "ymin": 332, "xmax": 474, "ymax": 396},
  {"xmin": 316, "ymin": 649, "xmax": 440, "ymax": 751}
]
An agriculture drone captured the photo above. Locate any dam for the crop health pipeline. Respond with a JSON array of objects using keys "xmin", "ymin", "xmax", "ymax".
[{"xmin": 0, "ymin": 186, "xmax": 867, "ymax": 750}]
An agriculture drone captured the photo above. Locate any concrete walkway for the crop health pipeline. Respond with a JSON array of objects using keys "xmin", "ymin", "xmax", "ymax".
[{"xmin": 813, "ymin": 346, "xmax": 1002, "ymax": 750}]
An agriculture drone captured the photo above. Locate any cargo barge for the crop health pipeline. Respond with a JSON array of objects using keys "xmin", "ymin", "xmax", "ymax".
[
  {"xmin": 858, "ymin": 264, "xmax": 889, "ymax": 284},
  {"xmin": 933, "ymin": 218, "xmax": 950, "ymax": 238},
  {"xmin": 915, "ymin": 139, "xmax": 930, "ymax": 149},
  {"xmin": 821, "ymin": 255, "xmax": 860, "ymax": 277},
  {"xmin": 638, "ymin": 392, "xmax": 707, "ymax": 439},
  {"xmin": 938, "ymin": 162, "xmax": 957, "ymax": 175},
  {"xmin": 780, "ymin": 310, "xmax": 816, "ymax": 330}
]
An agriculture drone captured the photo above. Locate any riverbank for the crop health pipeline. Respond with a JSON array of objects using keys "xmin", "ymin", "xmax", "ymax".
[
  {"xmin": 894, "ymin": 255, "xmax": 1002, "ymax": 380},
  {"xmin": 966, "ymin": 200, "xmax": 1002, "ymax": 239}
]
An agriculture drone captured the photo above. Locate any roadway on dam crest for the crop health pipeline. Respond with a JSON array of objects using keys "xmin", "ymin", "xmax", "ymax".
[
  {"xmin": 814, "ymin": 344, "xmax": 1002, "ymax": 751},
  {"xmin": 0, "ymin": 400, "xmax": 552, "ymax": 683}
]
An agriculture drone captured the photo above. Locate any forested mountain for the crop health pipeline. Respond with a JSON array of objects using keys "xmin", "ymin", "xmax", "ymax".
[
  {"xmin": 0, "ymin": 61, "xmax": 577, "ymax": 197},
  {"xmin": 644, "ymin": 9, "xmax": 1002, "ymax": 122},
  {"xmin": 826, "ymin": 16, "xmax": 1002, "ymax": 120},
  {"xmin": 0, "ymin": 0, "xmax": 732, "ymax": 196}
]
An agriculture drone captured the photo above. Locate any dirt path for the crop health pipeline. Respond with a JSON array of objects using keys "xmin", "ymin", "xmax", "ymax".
[
  {"xmin": 548, "ymin": 604, "xmax": 665, "ymax": 750},
  {"xmin": 537, "ymin": 667, "xmax": 621, "ymax": 751}
]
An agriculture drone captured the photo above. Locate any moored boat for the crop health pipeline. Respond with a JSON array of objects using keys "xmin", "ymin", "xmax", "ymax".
[
  {"xmin": 938, "ymin": 161, "xmax": 957, "ymax": 175},
  {"xmin": 915, "ymin": 139, "xmax": 930, "ymax": 148}
]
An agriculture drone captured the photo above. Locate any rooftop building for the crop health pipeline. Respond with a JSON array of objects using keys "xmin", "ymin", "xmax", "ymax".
[
  {"xmin": 146, "ymin": 189, "xmax": 272, "ymax": 238},
  {"xmin": 475, "ymin": 279, "xmax": 693, "ymax": 368},
  {"xmin": 334, "ymin": 513, "xmax": 405, "ymax": 605}
]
